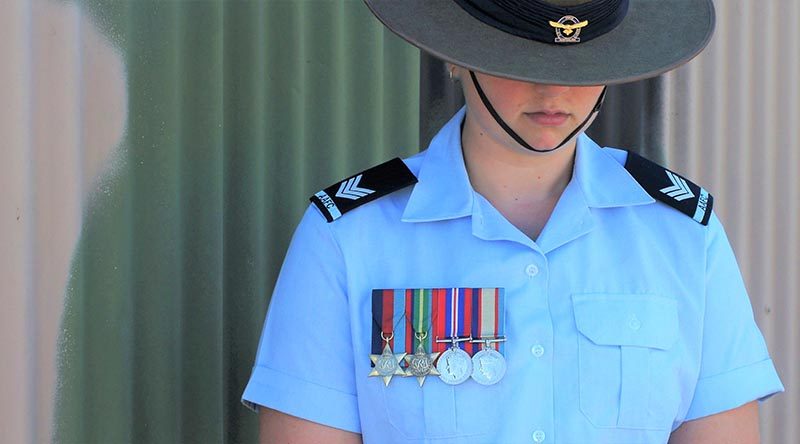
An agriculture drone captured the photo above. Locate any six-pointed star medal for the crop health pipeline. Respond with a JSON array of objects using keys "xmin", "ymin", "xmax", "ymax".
[
  {"xmin": 404, "ymin": 344, "xmax": 441, "ymax": 387},
  {"xmin": 369, "ymin": 343, "xmax": 407, "ymax": 386}
]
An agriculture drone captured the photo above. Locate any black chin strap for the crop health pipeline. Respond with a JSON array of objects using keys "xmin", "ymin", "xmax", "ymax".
[{"xmin": 469, "ymin": 71, "xmax": 607, "ymax": 153}]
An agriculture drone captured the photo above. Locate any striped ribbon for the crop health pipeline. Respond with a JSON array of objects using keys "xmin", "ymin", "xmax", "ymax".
[{"xmin": 371, "ymin": 288, "xmax": 505, "ymax": 356}]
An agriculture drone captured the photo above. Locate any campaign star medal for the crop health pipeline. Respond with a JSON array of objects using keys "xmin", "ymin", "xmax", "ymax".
[
  {"xmin": 470, "ymin": 337, "xmax": 507, "ymax": 386},
  {"xmin": 549, "ymin": 15, "xmax": 589, "ymax": 43},
  {"xmin": 404, "ymin": 332, "xmax": 440, "ymax": 387},
  {"xmin": 369, "ymin": 332, "xmax": 406, "ymax": 386}
]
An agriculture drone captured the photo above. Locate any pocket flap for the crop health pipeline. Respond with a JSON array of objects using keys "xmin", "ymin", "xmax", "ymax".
[{"xmin": 572, "ymin": 294, "xmax": 678, "ymax": 350}]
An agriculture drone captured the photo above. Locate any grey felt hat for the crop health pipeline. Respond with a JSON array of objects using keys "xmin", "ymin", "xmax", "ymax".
[{"xmin": 364, "ymin": 0, "xmax": 715, "ymax": 85}]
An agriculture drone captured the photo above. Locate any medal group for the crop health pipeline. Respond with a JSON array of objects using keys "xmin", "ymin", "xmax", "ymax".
[{"xmin": 369, "ymin": 288, "xmax": 507, "ymax": 387}]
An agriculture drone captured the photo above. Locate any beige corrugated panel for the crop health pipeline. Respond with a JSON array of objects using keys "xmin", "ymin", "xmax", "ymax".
[
  {"xmin": 0, "ymin": 0, "xmax": 127, "ymax": 443},
  {"xmin": 662, "ymin": 1, "xmax": 799, "ymax": 442}
]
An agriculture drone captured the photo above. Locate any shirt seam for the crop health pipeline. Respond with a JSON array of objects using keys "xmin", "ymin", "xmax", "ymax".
[
  {"xmin": 320, "ymin": 211, "xmax": 350, "ymax": 305},
  {"xmin": 694, "ymin": 357, "xmax": 774, "ymax": 383},
  {"xmin": 252, "ymin": 363, "xmax": 358, "ymax": 398}
]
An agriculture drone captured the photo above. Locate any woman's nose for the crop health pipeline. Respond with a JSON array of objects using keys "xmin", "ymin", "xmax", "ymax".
[{"xmin": 533, "ymin": 84, "xmax": 571, "ymax": 97}]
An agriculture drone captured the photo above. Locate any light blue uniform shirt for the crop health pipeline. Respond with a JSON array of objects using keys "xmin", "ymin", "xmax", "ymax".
[{"xmin": 243, "ymin": 109, "xmax": 783, "ymax": 443}]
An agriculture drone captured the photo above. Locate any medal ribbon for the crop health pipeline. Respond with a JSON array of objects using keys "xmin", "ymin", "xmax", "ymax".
[
  {"xmin": 476, "ymin": 288, "xmax": 505, "ymax": 353},
  {"xmin": 372, "ymin": 288, "xmax": 505, "ymax": 355},
  {"xmin": 434, "ymin": 288, "xmax": 488, "ymax": 354},
  {"xmin": 371, "ymin": 289, "xmax": 408, "ymax": 355},
  {"xmin": 410, "ymin": 289, "xmax": 432, "ymax": 352}
]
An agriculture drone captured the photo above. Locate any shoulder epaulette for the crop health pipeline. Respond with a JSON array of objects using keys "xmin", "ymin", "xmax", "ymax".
[
  {"xmin": 309, "ymin": 157, "xmax": 418, "ymax": 223},
  {"xmin": 624, "ymin": 151, "xmax": 713, "ymax": 226}
]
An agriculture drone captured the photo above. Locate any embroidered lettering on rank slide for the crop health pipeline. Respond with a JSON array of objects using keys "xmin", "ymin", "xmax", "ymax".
[{"xmin": 624, "ymin": 151, "xmax": 714, "ymax": 225}]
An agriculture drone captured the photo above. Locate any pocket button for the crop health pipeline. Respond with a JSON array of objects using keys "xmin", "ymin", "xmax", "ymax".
[{"xmin": 532, "ymin": 430, "xmax": 546, "ymax": 442}]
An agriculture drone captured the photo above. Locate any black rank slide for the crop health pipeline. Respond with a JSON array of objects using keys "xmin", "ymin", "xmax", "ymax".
[
  {"xmin": 310, "ymin": 158, "xmax": 418, "ymax": 223},
  {"xmin": 624, "ymin": 151, "xmax": 713, "ymax": 226}
]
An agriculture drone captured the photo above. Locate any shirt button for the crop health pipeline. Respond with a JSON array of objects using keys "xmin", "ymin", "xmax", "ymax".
[
  {"xmin": 525, "ymin": 264, "xmax": 539, "ymax": 277},
  {"xmin": 531, "ymin": 345, "xmax": 545, "ymax": 357},
  {"xmin": 629, "ymin": 315, "xmax": 642, "ymax": 331},
  {"xmin": 532, "ymin": 430, "xmax": 546, "ymax": 442}
]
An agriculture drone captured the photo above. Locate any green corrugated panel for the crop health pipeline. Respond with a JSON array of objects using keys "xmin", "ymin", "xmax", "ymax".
[{"xmin": 55, "ymin": 1, "xmax": 420, "ymax": 443}]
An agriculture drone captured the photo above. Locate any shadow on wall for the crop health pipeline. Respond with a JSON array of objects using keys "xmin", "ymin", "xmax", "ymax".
[
  {"xmin": 51, "ymin": 1, "xmax": 264, "ymax": 442},
  {"xmin": 0, "ymin": 0, "xmax": 126, "ymax": 443}
]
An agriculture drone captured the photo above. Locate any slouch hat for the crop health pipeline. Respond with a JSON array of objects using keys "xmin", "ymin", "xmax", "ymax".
[{"xmin": 364, "ymin": 0, "xmax": 715, "ymax": 85}]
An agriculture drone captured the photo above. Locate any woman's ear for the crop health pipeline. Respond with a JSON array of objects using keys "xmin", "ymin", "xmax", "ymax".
[{"xmin": 446, "ymin": 64, "xmax": 462, "ymax": 82}]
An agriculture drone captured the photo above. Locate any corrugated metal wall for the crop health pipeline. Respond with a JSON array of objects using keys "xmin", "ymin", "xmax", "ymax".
[
  {"xmin": 660, "ymin": 2, "xmax": 800, "ymax": 442},
  {"xmin": 2, "ymin": 1, "xmax": 420, "ymax": 443},
  {"xmin": 0, "ymin": 1, "xmax": 796, "ymax": 443},
  {"xmin": 1, "ymin": 1, "xmax": 129, "ymax": 443}
]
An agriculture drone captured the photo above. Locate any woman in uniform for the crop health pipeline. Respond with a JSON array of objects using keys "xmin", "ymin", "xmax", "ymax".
[{"xmin": 243, "ymin": 1, "xmax": 784, "ymax": 443}]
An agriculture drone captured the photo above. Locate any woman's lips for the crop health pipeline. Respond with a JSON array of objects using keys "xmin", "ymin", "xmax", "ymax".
[{"xmin": 526, "ymin": 111, "xmax": 570, "ymax": 126}]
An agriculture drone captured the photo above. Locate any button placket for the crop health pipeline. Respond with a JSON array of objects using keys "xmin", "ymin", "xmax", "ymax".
[{"xmin": 521, "ymin": 256, "xmax": 550, "ymax": 444}]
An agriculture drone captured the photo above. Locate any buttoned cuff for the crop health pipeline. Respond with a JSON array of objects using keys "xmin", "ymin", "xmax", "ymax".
[
  {"xmin": 241, "ymin": 365, "xmax": 362, "ymax": 434},
  {"xmin": 684, "ymin": 358, "xmax": 784, "ymax": 421}
]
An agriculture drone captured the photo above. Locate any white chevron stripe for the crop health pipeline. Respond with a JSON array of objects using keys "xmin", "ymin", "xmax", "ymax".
[
  {"xmin": 659, "ymin": 171, "xmax": 695, "ymax": 202},
  {"xmin": 349, "ymin": 175, "xmax": 374, "ymax": 195},
  {"xmin": 335, "ymin": 174, "xmax": 375, "ymax": 200},
  {"xmin": 336, "ymin": 177, "xmax": 355, "ymax": 198}
]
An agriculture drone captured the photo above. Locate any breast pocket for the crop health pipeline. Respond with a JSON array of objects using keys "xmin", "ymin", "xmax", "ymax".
[
  {"xmin": 572, "ymin": 293, "xmax": 680, "ymax": 430},
  {"xmin": 369, "ymin": 287, "xmax": 502, "ymax": 440},
  {"xmin": 380, "ymin": 375, "xmax": 494, "ymax": 440}
]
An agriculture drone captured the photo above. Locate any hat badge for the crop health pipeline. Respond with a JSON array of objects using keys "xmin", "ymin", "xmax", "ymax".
[{"xmin": 549, "ymin": 15, "xmax": 589, "ymax": 43}]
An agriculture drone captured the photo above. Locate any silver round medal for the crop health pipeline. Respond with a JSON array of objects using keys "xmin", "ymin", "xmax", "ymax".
[
  {"xmin": 436, "ymin": 347, "xmax": 473, "ymax": 385},
  {"xmin": 470, "ymin": 348, "xmax": 506, "ymax": 385}
]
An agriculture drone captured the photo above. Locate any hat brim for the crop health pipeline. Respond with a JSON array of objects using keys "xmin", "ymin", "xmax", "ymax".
[{"xmin": 365, "ymin": 0, "xmax": 715, "ymax": 85}]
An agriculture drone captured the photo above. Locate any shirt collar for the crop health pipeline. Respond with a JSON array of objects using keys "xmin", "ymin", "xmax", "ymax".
[
  {"xmin": 401, "ymin": 108, "xmax": 474, "ymax": 222},
  {"xmin": 401, "ymin": 108, "xmax": 654, "ymax": 224},
  {"xmin": 574, "ymin": 134, "xmax": 655, "ymax": 208}
]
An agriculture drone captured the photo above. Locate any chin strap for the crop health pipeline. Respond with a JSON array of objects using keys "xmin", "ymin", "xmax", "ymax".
[{"xmin": 469, "ymin": 71, "xmax": 607, "ymax": 153}]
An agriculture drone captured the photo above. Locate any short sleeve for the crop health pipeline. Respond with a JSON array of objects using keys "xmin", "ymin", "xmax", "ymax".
[
  {"xmin": 241, "ymin": 206, "xmax": 361, "ymax": 433},
  {"xmin": 684, "ymin": 213, "xmax": 784, "ymax": 420}
]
